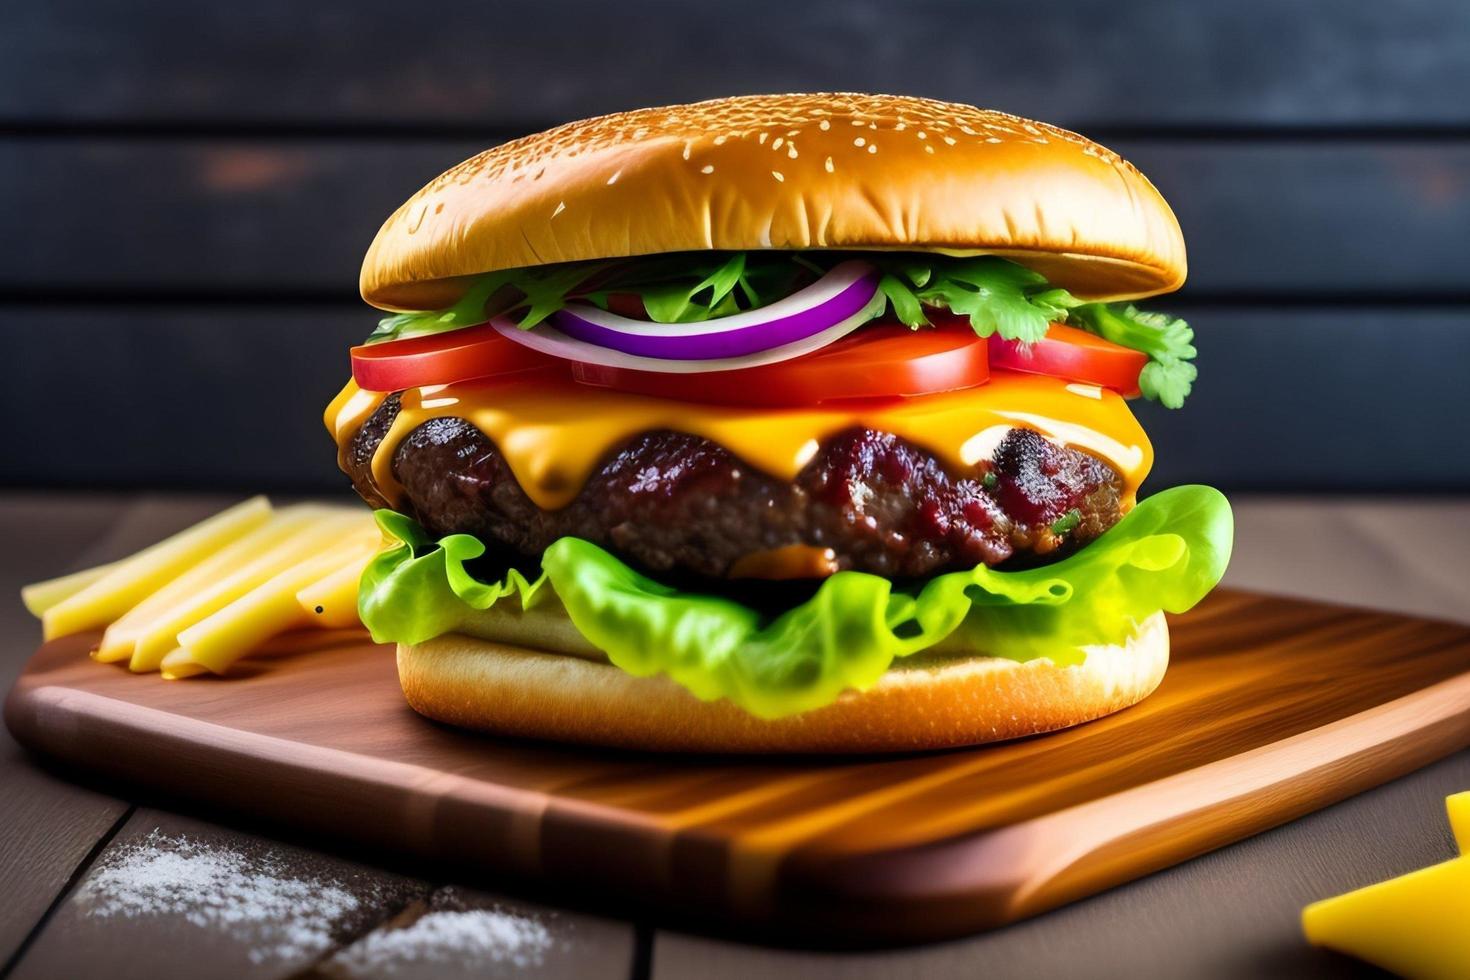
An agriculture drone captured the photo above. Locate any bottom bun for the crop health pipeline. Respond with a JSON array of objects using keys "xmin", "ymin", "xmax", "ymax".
[{"xmin": 397, "ymin": 612, "xmax": 1169, "ymax": 754}]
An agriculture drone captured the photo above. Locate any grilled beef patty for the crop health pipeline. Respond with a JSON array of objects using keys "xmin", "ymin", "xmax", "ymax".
[{"xmin": 345, "ymin": 393, "xmax": 1124, "ymax": 580}]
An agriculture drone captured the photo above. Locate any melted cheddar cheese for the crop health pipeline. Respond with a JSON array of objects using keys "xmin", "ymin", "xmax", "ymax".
[{"xmin": 325, "ymin": 373, "xmax": 1154, "ymax": 512}]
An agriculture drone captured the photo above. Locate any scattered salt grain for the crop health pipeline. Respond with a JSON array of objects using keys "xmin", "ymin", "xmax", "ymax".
[
  {"xmin": 75, "ymin": 830, "xmax": 368, "ymax": 965},
  {"xmin": 329, "ymin": 907, "xmax": 554, "ymax": 976}
]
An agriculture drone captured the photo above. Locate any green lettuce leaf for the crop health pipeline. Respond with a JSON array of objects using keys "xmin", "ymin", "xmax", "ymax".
[
  {"xmin": 358, "ymin": 510, "xmax": 548, "ymax": 644},
  {"xmin": 358, "ymin": 486, "xmax": 1232, "ymax": 719}
]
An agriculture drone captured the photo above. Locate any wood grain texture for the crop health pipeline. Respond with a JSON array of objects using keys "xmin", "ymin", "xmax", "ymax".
[
  {"xmin": 310, "ymin": 884, "xmax": 636, "ymax": 980},
  {"xmin": 5, "ymin": 139, "xmax": 1468, "ymax": 296},
  {"xmin": 0, "ymin": 497, "xmax": 638, "ymax": 978},
  {"xmin": 7, "ymin": 0, "xmax": 1469, "ymax": 127},
  {"xmin": 653, "ymin": 754, "xmax": 1470, "ymax": 978},
  {"xmin": 6, "ymin": 590, "xmax": 1469, "ymax": 944},
  {"xmin": 0, "ymin": 497, "xmax": 273, "ymax": 972},
  {"xmin": 9, "ymin": 809, "xmax": 426, "ymax": 980},
  {"xmin": 0, "ymin": 495, "xmax": 140, "ymax": 968},
  {"xmin": 4, "ymin": 307, "xmax": 1468, "ymax": 495},
  {"xmin": 0, "ymin": 747, "xmax": 127, "ymax": 972}
]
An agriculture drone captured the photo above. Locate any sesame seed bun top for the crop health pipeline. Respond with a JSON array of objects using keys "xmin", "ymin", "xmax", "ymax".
[{"xmin": 360, "ymin": 93, "xmax": 1187, "ymax": 312}]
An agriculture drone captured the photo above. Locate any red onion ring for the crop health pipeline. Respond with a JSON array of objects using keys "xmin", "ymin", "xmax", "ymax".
[
  {"xmin": 547, "ymin": 260, "xmax": 878, "ymax": 360},
  {"xmin": 490, "ymin": 285, "xmax": 885, "ymax": 374}
]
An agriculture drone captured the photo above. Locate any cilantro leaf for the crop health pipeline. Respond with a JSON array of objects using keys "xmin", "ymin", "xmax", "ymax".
[
  {"xmin": 1068, "ymin": 303, "xmax": 1196, "ymax": 362},
  {"xmin": 912, "ymin": 257, "xmax": 1055, "ymax": 342},
  {"xmin": 1028, "ymin": 287, "xmax": 1085, "ymax": 322},
  {"xmin": 1067, "ymin": 303, "xmax": 1198, "ymax": 408},
  {"xmin": 877, "ymin": 273, "xmax": 927, "ymax": 327},
  {"xmin": 867, "ymin": 256, "xmax": 1081, "ymax": 342},
  {"xmin": 1137, "ymin": 357, "xmax": 1199, "ymax": 409}
]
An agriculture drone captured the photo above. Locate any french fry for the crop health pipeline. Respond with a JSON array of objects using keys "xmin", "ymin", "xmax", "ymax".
[
  {"xmin": 27, "ymin": 495, "xmax": 386, "ymax": 679},
  {"xmin": 124, "ymin": 510, "xmax": 371, "ymax": 672},
  {"xmin": 294, "ymin": 543, "xmax": 381, "ymax": 630},
  {"xmin": 21, "ymin": 562, "xmax": 119, "ymax": 616},
  {"xmin": 1450, "ymin": 791, "xmax": 1470, "ymax": 853},
  {"xmin": 171, "ymin": 529, "xmax": 381, "ymax": 676},
  {"xmin": 158, "ymin": 654, "xmax": 209, "ymax": 681},
  {"xmin": 42, "ymin": 496, "xmax": 272, "ymax": 640},
  {"xmin": 160, "ymin": 539, "xmax": 379, "ymax": 678},
  {"xmin": 96, "ymin": 506, "xmax": 342, "ymax": 665}
]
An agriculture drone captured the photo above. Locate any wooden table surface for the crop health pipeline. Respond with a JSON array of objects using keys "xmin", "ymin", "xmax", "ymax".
[{"xmin": 1, "ymin": 493, "xmax": 1466, "ymax": 979}]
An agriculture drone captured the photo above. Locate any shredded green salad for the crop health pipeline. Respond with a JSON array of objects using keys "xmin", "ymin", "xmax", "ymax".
[
  {"xmin": 359, "ymin": 486, "xmax": 1232, "ymax": 719},
  {"xmin": 369, "ymin": 252, "xmax": 1199, "ymax": 408}
]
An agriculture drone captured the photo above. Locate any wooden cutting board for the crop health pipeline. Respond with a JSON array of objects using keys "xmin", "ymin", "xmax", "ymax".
[{"xmin": 6, "ymin": 589, "xmax": 1470, "ymax": 945}]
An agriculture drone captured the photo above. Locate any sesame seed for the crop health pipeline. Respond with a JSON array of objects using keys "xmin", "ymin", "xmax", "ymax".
[
  {"xmin": 606, "ymin": 170, "xmax": 621, "ymax": 185},
  {"xmin": 700, "ymin": 164, "xmax": 715, "ymax": 174},
  {"xmin": 786, "ymin": 129, "xmax": 799, "ymax": 136},
  {"xmin": 959, "ymin": 125, "xmax": 975, "ymax": 135},
  {"xmin": 986, "ymin": 137, "xmax": 1002, "ymax": 144},
  {"xmin": 818, "ymin": 119, "xmax": 831, "ymax": 131},
  {"xmin": 759, "ymin": 132, "xmax": 768, "ymax": 144},
  {"xmin": 771, "ymin": 170, "xmax": 784, "ymax": 182},
  {"xmin": 924, "ymin": 145, "xmax": 935, "ymax": 154},
  {"xmin": 824, "ymin": 156, "xmax": 834, "ymax": 172},
  {"xmin": 943, "ymin": 136, "xmax": 956, "ymax": 145},
  {"xmin": 787, "ymin": 145, "xmax": 798, "ymax": 158},
  {"xmin": 851, "ymin": 119, "xmax": 865, "ymax": 127},
  {"xmin": 854, "ymin": 137, "xmax": 866, "ymax": 147},
  {"xmin": 894, "ymin": 122, "xmax": 907, "ymax": 131},
  {"xmin": 681, "ymin": 144, "xmax": 691, "ymax": 160},
  {"xmin": 1023, "ymin": 124, "xmax": 1041, "ymax": 135},
  {"xmin": 866, "ymin": 144, "xmax": 877, "ymax": 154},
  {"xmin": 868, "ymin": 121, "xmax": 877, "ymax": 129},
  {"xmin": 917, "ymin": 131, "xmax": 928, "ymax": 139},
  {"xmin": 713, "ymin": 135, "xmax": 728, "ymax": 145},
  {"xmin": 772, "ymin": 137, "xmax": 784, "ymax": 149},
  {"xmin": 552, "ymin": 201, "xmax": 566, "ymax": 217},
  {"xmin": 633, "ymin": 127, "xmax": 649, "ymax": 138}
]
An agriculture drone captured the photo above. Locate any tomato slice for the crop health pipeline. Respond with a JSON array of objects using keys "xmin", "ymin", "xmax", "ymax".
[
  {"xmin": 988, "ymin": 322, "xmax": 1146, "ymax": 397},
  {"xmin": 350, "ymin": 323, "xmax": 564, "ymax": 391},
  {"xmin": 570, "ymin": 321, "xmax": 990, "ymax": 406}
]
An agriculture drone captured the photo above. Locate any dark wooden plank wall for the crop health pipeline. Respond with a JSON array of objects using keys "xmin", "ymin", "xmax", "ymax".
[
  {"xmin": 3, "ymin": 0, "xmax": 1468, "ymax": 494},
  {"xmin": 9, "ymin": 0, "xmax": 1470, "ymax": 126}
]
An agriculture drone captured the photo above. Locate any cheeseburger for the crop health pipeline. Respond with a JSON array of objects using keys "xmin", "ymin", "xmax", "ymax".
[{"xmin": 326, "ymin": 93, "xmax": 1232, "ymax": 753}]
